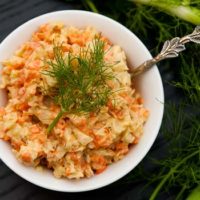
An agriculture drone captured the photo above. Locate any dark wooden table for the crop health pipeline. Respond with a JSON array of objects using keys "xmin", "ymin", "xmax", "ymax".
[{"xmin": 0, "ymin": 1, "xmax": 180, "ymax": 199}]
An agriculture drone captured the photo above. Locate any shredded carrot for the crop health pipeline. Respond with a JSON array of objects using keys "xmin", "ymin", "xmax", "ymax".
[
  {"xmin": 133, "ymin": 137, "xmax": 139, "ymax": 144},
  {"xmin": 68, "ymin": 33, "xmax": 86, "ymax": 46},
  {"xmin": 28, "ymin": 60, "xmax": 41, "ymax": 70},
  {"xmin": 101, "ymin": 36, "xmax": 111, "ymax": 45},
  {"xmin": 30, "ymin": 124, "xmax": 41, "ymax": 133},
  {"xmin": 17, "ymin": 102, "xmax": 29, "ymax": 111},
  {"xmin": 21, "ymin": 152, "xmax": 32, "ymax": 163},
  {"xmin": 47, "ymin": 51, "xmax": 54, "ymax": 59},
  {"xmin": 36, "ymin": 33, "xmax": 46, "ymax": 41},
  {"xmin": 107, "ymin": 100, "xmax": 114, "ymax": 109},
  {"xmin": 11, "ymin": 140, "xmax": 24, "ymax": 151},
  {"xmin": 116, "ymin": 142, "xmax": 126, "ymax": 150},
  {"xmin": 137, "ymin": 97, "xmax": 144, "ymax": 104},
  {"xmin": 116, "ymin": 142, "xmax": 129, "ymax": 155},
  {"xmin": 61, "ymin": 43, "xmax": 71, "ymax": 52},
  {"xmin": 131, "ymin": 106, "xmax": 140, "ymax": 112},
  {"xmin": 2, "ymin": 135, "xmax": 11, "ymax": 141},
  {"xmin": 17, "ymin": 116, "xmax": 26, "ymax": 124},
  {"xmin": 91, "ymin": 154, "xmax": 107, "ymax": 166},
  {"xmin": 12, "ymin": 60, "xmax": 25, "ymax": 69},
  {"xmin": 93, "ymin": 128, "xmax": 112, "ymax": 148},
  {"xmin": 109, "ymin": 108, "xmax": 124, "ymax": 120},
  {"xmin": 96, "ymin": 165, "xmax": 107, "ymax": 174},
  {"xmin": 0, "ymin": 108, "xmax": 5, "ymax": 116},
  {"xmin": 143, "ymin": 110, "xmax": 149, "ymax": 118},
  {"xmin": 65, "ymin": 167, "xmax": 71, "ymax": 176},
  {"xmin": 25, "ymin": 71, "xmax": 39, "ymax": 82},
  {"xmin": 38, "ymin": 24, "xmax": 49, "ymax": 33},
  {"xmin": 29, "ymin": 133, "xmax": 46, "ymax": 144}
]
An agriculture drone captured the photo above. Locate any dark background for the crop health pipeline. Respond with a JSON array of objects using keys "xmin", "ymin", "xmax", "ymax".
[{"xmin": 0, "ymin": 0, "xmax": 180, "ymax": 199}]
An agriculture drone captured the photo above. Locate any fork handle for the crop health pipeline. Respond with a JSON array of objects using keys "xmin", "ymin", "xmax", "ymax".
[{"xmin": 131, "ymin": 25, "xmax": 200, "ymax": 78}]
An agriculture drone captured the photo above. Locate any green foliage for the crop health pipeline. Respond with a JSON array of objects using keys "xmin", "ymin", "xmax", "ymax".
[
  {"xmin": 187, "ymin": 185, "xmax": 200, "ymax": 200},
  {"xmin": 78, "ymin": 0, "xmax": 196, "ymax": 51},
  {"xmin": 148, "ymin": 103, "xmax": 200, "ymax": 200},
  {"xmin": 131, "ymin": 0, "xmax": 200, "ymax": 25},
  {"xmin": 173, "ymin": 54, "xmax": 200, "ymax": 104},
  {"xmin": 64, "ymin": 0, "xmax": 200, "ymax": 199}
]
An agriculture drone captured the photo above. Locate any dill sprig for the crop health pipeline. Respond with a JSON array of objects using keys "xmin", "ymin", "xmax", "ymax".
[{"xmin": 43, "ymin": 38, "xmax": 114, "ymax": 133}]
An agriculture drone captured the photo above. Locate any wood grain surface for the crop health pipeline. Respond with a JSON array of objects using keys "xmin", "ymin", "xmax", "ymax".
[{"xmin": 0, "ymin": 1, "xmax": 179, "ymax": 199}]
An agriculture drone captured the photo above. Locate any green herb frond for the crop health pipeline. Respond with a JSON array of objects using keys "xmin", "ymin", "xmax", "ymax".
[
  {"xmin": 148, "ymin": 103, "xmax": 200, "ymax": 200},
  {"xmin": 173, "ymin": 55, "xmax": 200, "ymax": 104},
  {"xmin": 43, "ymin": 37, "xmax": 114, "ymax": 132}
]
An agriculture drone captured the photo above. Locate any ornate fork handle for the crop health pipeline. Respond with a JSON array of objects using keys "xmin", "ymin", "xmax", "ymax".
[{"xmin": 132, "ymin": 26, "xmax": 200, "ymax": 78}]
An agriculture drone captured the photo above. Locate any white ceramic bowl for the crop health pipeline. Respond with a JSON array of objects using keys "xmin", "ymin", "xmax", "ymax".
[{"xmin": 0, "ymin": 10, "xmax": 164, "ymax": 192}]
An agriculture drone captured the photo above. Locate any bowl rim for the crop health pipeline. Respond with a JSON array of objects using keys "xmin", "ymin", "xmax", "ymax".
[{"xmin": 0, "ymin": 10, "xmax": 164, "ymax": 192}]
